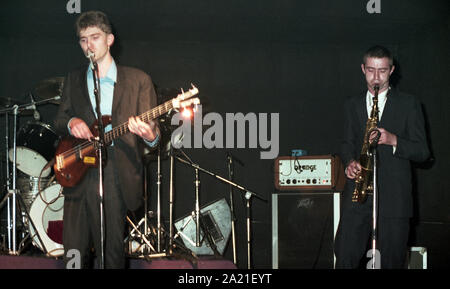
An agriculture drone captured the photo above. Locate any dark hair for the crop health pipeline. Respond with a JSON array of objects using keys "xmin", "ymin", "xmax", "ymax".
[
  {"xmin": 363, "ymin": 45, "xmax": 393, "ymax": 66},
  {"xmin": 75, "ymin": 11, "xmax": 112, "ymax": 36}
]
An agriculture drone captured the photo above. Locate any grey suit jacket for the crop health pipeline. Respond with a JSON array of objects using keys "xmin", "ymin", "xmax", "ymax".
[
  {"xmin": 340, "ymin": 89, "xmax": 429, "ymax": 218},
  {"xmin": 54, "ymin": 64, "xmax": 158, "ymax": 211}
]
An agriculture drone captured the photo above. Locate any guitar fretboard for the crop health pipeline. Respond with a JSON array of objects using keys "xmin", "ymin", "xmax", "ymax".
[{"xmin": 104, "ymin": 100, "xmax": 175, "ymax": 144}]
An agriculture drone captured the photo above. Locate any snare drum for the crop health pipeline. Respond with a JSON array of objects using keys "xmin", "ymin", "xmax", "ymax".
[
  {"xmin": 16, "ymin": 173, "xmax": 53, "ymax": 210},
  {"xmin": 9, "ymin": 122, "xmax": 59, "ymax": 177},
  {"xmin": 28, "ymin": 183, "xmax": 64, "ymax": 257}
]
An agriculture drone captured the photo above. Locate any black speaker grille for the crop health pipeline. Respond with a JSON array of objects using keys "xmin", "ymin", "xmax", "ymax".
[{"xmin": 276, "ymin": 193, "xmax": 335, "ymax": 268}]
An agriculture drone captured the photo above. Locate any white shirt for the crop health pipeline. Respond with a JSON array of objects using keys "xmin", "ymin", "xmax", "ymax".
[
  {"xmin": 366, "ymin": 87, "xmax": 388, "ymax": 121},
  {"xmin": 365, "ymin": 87, "xmax": 396, "ymax": 154}
]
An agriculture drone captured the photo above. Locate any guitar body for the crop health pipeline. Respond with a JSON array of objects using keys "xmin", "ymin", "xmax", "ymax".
[{"xmin": 54, "ymin": 115, "xmax": 111, "ymax": 187}]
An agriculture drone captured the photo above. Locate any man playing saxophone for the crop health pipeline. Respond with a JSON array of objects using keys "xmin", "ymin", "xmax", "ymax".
[{"xmin": 334, "ymin": 45, "xmax": 430, "ymax": 269}]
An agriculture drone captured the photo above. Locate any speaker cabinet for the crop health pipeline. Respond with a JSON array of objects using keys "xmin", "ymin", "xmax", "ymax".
[{"xmin": 272, "ymin": 192, "xmax": 340, "ymax": 269}]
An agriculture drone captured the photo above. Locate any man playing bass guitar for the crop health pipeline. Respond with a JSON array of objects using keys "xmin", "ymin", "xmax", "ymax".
[{"xmin": 53, "ymin": 11, "xmax": 160, "ymax": 269}]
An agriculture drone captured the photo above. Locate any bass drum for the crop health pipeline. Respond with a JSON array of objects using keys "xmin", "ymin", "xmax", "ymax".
[
  {"xmin": 9, "ymin": 121, "xmax": 59, "ymax": 177},
  {"xmin": 29, "ymin": 183, "xmax": 64, "ymax": 257}
]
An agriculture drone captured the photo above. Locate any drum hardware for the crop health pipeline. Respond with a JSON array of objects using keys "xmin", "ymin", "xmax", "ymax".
[
  {"xmin": 0, "ymin": 93, "xmax": 61, "ymax": 256},
  {"xmin": 6, "ymin": 183, "xmax": 52, "ymax": 257},
  {"xmin": 172, "ymin": 149, "xmax": 267, "ymax": 269},
  {"xmin": 125, "ymin": 213, "xmax": 162, "ymax": 258},
  {"xmin": 125, "ymin": 210, "xmax": 195, "ymax": 260},
  {"xmin": 0, "ymin": 97, "xmax": 30, "ymax": 115},
  {"xmin": 125, "ymin": 147, "xmax": 165, "ymax": 258},
  {"xmin": 126, "ymin": 141, "xmax": 195, "ymax": 260}
]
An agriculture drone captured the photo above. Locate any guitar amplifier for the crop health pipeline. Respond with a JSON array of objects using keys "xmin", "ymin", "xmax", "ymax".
[{"xmin": 274, "ymin": 155, "xmax": 346, "ymax": 191}]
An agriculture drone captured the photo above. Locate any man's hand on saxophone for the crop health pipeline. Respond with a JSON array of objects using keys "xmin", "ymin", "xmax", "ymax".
[
  {"xmin": 345, "ymin": 160, "xmax": 362, "ymax": 179},
  {"xmin": 369, "ymin": 127, "xmax": 397, "ymax": 146}
]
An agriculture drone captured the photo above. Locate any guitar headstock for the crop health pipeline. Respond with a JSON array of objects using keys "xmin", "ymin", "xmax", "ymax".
[
  {"xmin": 172, "ymin": 84, "xmax": 199, "ymax": 108},
  {"xmin": 178, "ymin": 97, "xmax": 200, "ymax": 109}
]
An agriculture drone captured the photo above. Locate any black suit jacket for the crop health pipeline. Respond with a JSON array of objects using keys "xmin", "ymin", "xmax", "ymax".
[
  {"xmin": 340, "ymin": 89, "xmax": 429, "ymax": 218},
  {"xmin": 54, "ymin": 64, "xmax": 158, "ymax": 211}
]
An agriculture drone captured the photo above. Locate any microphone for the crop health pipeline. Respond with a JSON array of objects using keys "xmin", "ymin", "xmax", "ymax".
[
  {"xmin": 28, "ymin": 93, "xmax": 40, "ymax": 121},
  {"xmin": 86, "ymin": 51, "xmax": 96, "ymax": 70}
]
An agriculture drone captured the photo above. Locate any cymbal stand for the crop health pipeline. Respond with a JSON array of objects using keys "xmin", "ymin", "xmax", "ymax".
[
  {"xmin": 173, "ymin": 150, "xmax": 267, "ymax": 269},
  {"xmin": 0, "ymin": 106, "xmax": 10, "ymax": 252},
  {"xmin": 126, "ymin": 145, "xmax": 165, "ymax": 257},
  {"xmin": 0, "ymin": 99, "xmax": 59, "ymax": 255},
  {"xmin": 172, "ymin": 149, "xmax": 202, "ymax": 248},
  {"xmin": 126, "ymin": 215, "xmax": 161, "ymax": 257},
  {"xmin": 5, "ymin": 105, "xmax": 18, "ymax": 254}
]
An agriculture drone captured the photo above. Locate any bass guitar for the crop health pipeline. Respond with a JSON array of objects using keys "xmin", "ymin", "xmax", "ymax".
[{"xmin": 54, "ymin": 85, "xmax": 199, "ymax": 187}]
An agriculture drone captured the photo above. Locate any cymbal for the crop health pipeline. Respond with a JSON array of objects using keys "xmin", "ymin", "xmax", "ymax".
[{"xmin": 33, "ymin": 77, "xmax": 64, "ymax": 104}]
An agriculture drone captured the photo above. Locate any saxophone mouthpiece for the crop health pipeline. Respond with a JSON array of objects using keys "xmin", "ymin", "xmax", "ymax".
[{"xmin": 374, "ymin": 84, "xmax": 380, "ymax": 92}]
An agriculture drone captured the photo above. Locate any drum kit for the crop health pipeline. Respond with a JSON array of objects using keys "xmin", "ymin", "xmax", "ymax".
[{"xmin": 0, "ymin": 77, "xmax": 64, "ymax": 257}]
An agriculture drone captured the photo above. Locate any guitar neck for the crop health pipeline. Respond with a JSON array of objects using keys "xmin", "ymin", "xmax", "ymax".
[{"xmin": 104, "ymin": 100, "xmax": 174, "ymax": 143}]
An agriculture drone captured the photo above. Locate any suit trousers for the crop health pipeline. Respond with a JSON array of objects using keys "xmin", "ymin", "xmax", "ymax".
[
  {"xmin": 334, "ymin": 195, "xmax": 410, "ymax": 269},
  {"xmin": 63, "ymin": 147, "xmax": 127, "ymax": 269}
]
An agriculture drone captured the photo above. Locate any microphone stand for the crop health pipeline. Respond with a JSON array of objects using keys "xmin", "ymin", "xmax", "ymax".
[
  {"xmin": 91, "ymin": 59, "xmax": 106, "ymax": 269},
  {"xmin": 226, "ymin": 152, "xmax": 244, "ymax": 266},
  {"xmin": 369, "ymin": 130, "xmax": 381, "ymax": 269},
  {"xmin": 168, "ymin": 145, "xmax": 175, "ymax": 254},
  {"xmin": 174, "ymin": 150, "xmax": 266, "ymax": 269},
  {"xmin": 156, "ymin": 145, "xmax": 162, "ymax": 252},
  {"xmin": 227, "ymin": 155, "xmax": 237, "ymax": 265}
]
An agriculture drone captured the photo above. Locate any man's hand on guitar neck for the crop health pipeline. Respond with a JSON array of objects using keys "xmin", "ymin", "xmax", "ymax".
[
  {"xmin": 128, "ymin": 116, "xmax": 159, "ymax": 142},
  {"xmin": 69, "ymin": 117, "xmax": 94, "ymax": 141}
]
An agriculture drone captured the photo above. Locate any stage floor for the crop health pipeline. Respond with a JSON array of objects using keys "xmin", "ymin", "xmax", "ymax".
[{"xmin": 0, "ymin": 254, "xmax": 237, "ymax": 269}]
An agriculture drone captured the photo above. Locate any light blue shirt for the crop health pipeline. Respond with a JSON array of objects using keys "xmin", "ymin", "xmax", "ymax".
[{"xmin": 87, "ymin": 59, "xmax": 116, "ymax": 134}]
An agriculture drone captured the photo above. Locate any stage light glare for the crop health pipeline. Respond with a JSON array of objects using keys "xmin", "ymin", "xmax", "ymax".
[{"xmin": 182, "ymin": 108, "xmax": 193, "ymax": 118}]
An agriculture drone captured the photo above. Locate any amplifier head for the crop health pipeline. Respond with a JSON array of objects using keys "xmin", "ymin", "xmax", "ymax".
[{"xmin": 274, "ymin": 155, "xmax": 346, "ymax": 191}]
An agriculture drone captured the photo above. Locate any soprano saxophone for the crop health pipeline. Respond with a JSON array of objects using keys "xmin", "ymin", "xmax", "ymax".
[{"xmin": 352, "ymin": 85, "xmax": 380, "ymax": 203}]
